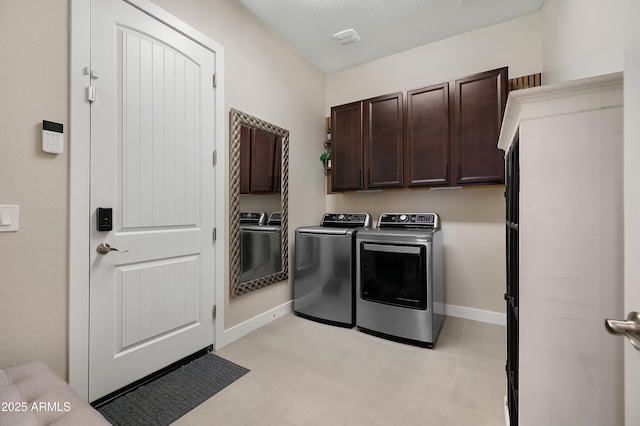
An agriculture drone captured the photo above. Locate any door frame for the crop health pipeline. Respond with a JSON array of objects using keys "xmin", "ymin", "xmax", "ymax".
[{"xmin": 69, "ymin": 0, "xmax": 226, "ymax": 400}]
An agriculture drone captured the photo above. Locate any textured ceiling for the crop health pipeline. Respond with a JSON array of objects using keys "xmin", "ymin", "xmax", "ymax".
[{"xmin": 238, "ymin": 0, "xmax": 544, "ymax": 73}]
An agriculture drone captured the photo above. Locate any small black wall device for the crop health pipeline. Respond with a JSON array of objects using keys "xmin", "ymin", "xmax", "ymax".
[{"xmin": 97, "ymin": 208, "xmax": 113, "ymax": 232}]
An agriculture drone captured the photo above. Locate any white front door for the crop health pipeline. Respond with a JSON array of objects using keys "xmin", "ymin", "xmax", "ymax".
[
  {"xmin": 625, "ymin": 1, "xmax": 640, "ymax": 423},
  {"xmin": 88, "ymin": 0, "xmax": 217, "ymax": 401}
]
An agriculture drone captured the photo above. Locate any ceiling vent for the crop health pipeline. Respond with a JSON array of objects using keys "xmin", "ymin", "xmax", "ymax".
[{"xmin": 333, "ymin": 28, "xmax": 361, "ymax": 45}]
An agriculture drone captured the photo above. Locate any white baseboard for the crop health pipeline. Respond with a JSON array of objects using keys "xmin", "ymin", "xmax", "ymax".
[
  {"xmin": 217, "ymin": 300, "xmax": 293, "ymax": 349},
  {"xmin": 217, "ymin": 301, "xmax": 504, "ymax": 350},
  {"xmin": 444, "ymin": 303, "xmax": 506, "ymax": 326}
]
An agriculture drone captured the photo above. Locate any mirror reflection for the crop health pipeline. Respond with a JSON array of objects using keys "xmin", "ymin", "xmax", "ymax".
[
  {"xmin": 239, "ymin": 211, "xmax": 281, "ymax": 283},
  {"xmin": 230, "ymin": 109, "xmax": 289, "ymax": 297}
]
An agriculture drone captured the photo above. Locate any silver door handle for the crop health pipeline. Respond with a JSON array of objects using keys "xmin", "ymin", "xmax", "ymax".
[
  {"xmin": 96, "ymin": 243, "xmax": 129, "ymax": 255},
  {"xmin": 605, "ymin": 311, "xmax": 640, "ymax": 351}
]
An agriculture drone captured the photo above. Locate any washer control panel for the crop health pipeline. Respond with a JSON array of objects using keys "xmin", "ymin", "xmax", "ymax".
[
  {"xmin": 321, "ymin": 213, "xmax": 372, "ymax": 228},
  {"xmin": 240, "ymin": 211, "xmax": 268, "ymax": 225},
  {"xmin": 378, "ymin": 213, "xmax": 440, "ymax": 229}
]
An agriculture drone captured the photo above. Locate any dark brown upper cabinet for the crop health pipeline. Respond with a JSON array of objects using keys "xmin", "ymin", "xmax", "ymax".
[
  {"xmin": 453, "ymin": 67, "xmax": 508, "ymax": 185},
  {"xmin": 405, "ymin": 83, "xmax": 451, "ymax": 187},
  {"xmin": 331, "ymin": 93, "xmax": 403, "ymax": 192},
  {"xmin": 331, "ymin": 101, "xmax": 363, "ymax": 191},
  {"xmin": 239, "ymin": 126, "xmax": 252, "ymax": 194},
  {"xmin": 239, "ymin": 125, "xmax": 280, "ymax": 194},
  {"xmin": 273, "ymin": 136, "xmax": 282, "ymax": 193},
  {"xmin": 329, "ymin": 67, "xmax": 507, "ymax": 192},
  {"xmin": 364, "ymin": 93, "xmax": 404, "ymax": 188}
]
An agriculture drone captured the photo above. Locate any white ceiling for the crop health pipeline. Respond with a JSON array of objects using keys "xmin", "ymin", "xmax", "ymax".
[{"xmin": 238, "ymin": 0, "xmax": 545, "ymax": 73}]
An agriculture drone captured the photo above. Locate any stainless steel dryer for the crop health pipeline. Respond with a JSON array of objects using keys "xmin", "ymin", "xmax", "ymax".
[
  {"xmin": 356, "ymin": 213, "xmax": 444, "ymax": 347},
  {"xmin": 294, "ymin": 213, "xmax": 372, "ymax": 327}
]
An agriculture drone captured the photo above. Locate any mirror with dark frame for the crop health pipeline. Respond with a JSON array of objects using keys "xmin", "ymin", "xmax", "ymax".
[{"xmin": 230, "ymin": 108, "xmax": 289, "ymax": 297}]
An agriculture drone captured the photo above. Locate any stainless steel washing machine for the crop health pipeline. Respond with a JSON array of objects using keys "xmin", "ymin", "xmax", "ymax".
[
  {"xmin": 356, "ymin": 213, "xmax": 444, "ymax": 347},
  {"xmin": 294, "ymin": 213, "xmax": 372, "ymax": 327},
  {"xmin": 240, "ymin": 211, "xmax": 281, "ymax": 283}
]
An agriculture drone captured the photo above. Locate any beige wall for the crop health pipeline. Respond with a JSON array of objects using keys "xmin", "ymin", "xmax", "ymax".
[
  {"xmin": 325, "ymin": 13, "xmax": 544, "ymax": 314},
  {"xmin": 542, "ymin": 0, "xmax": 624, "ymax": 84},
  {"xmin": 0, "ymin": 0, "xmax": 69, "ymax": 379},
  {"xmin": 328, "ymin": 189, "xmax": 506, "ymax": 313},
  {"xmin": 146, "ymin": 0, "xmax": 328, "ymax": 329},
  {"xmin": 326, "ymin": 12, "xmax": 543, "ymax": 108}
]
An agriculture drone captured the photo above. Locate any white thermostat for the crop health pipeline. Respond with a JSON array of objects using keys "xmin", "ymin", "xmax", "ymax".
[{"xmin": 42, "ymin": 120, "xmax": 64, "ymax": 154}]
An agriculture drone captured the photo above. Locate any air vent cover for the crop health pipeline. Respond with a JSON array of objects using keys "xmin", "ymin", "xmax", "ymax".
[{"xmin": 333, "ymin": 28, "xmax": 361, "ymax": 45}]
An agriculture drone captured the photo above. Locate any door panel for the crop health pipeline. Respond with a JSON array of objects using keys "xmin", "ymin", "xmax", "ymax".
[
  {"xmin": 405, "ymin": 83, "xmax": 450, "ymax": 187},
  {"xmin": 364, "ymin": 93, "xmax": 403, "ymax": 188},
  {"xmin": 119, "ymin": 28, "xmax": 201, "ymax": 228},
  {"xmin": 250, "ymin": 128, "xmax": 276, "ymax": 193},
  {"xmin": 239, "ymin": 127, "xmax": 251, "ymax": 194},
  {"xmin": 89, "ymin": 0, "xmax": 216, "ymax": 401},
  {"xmin": 331, "ymin": 101, "xmax": 363, "ymax": 191},
  {"xmin": 116, "ymin": 256, "xmax": 199, "ymax": 350},
  {"xmin": 454, "ymin": 67, "xmax": 507, "ymax": 185}
]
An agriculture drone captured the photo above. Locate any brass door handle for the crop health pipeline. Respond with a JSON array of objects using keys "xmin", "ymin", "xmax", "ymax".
[{"xmin": 605, "ymin": 311, "xmax": 640, "ymax": 351}]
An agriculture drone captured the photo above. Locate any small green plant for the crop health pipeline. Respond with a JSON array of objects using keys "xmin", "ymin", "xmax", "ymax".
[{"xmin": 320, "ymin": 149, "xmax": 331, "ymax": 164}]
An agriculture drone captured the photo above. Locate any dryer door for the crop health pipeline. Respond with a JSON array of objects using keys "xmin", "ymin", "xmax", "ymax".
[{"xmin": 360, "ymin": 243, "xmax": 429, "ymax": 310}]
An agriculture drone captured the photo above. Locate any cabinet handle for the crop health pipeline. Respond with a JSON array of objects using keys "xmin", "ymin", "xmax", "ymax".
[
  {"xmin": 359, "ymin": 170, "xmax": 363, "ymax": 186},
  {"xmin": 445, "ymin": 162, "xmax": 449, "ymax": 179},
  {"xmin": 367, "ymin": 169, "xmax": 371, "ymax": 185}
]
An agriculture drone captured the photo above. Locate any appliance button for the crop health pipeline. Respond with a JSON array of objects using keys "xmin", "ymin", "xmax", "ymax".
[
  {"xmin": 338, "ymin": 214, "xmax": 345, "ymax": 220},
  {"xmin": 399, "ymin": 214, "xmax": 408, "ymax": 222}
]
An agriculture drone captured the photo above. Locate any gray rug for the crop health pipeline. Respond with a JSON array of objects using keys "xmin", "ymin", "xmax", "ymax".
[{"xmin": 97, "ymin": 353, "xmax": 249, "ymax": 426}]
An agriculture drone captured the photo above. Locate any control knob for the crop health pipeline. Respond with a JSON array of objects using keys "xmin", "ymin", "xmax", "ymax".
[{"xmin": 399, "ymin": 214, "xmax": 408, "ymax": 222}]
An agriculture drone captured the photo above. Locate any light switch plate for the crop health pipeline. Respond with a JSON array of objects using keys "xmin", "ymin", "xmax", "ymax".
[{"xmin": 0, "ymin": 205, "xmax": 19, "ymax": 232}]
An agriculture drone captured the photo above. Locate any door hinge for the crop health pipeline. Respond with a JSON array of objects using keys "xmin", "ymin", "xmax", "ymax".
[
  {"xmin": 213, "ymin": 73, "xmax": 217, "ymax": 88},
  {"xmin": 213, "ymin": 228, "xmax": 217, "ymax": 241},
  {"xmin": 212, "ymin": 305, "xmax": 217, "ymax": 320},
  {"xmin": 87, "ymin": 86, "xmax": 96, "ymax": 103},
  {"xmin": 213, "ymin": 150, "xmax": 217, "ymax": 166}
]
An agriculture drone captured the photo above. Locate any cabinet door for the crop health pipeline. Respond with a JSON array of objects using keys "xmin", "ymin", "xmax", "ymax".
[
  {"xmin": 405, "ymin": 83, "xmax": 450, "ymax": 187},
  {"xmin": 250, "ymin": 128, "xmax": 276, "ymax": 193},
  {"xmin": 331, "ymin": 101, "xmax": 363, "ymax": 191},
  {"xmin": 454, "ymin": 67, "xmax": 508, "ymax": 185},
  {"xmin": 364, "ymin": 93, "xmax": 404, "ymax": 188},
  {"xmin": 273, "ymin": 136, "xmax": 282, "ymax": 193},
  {"xmin": 239, "ymin": 126, "xmax": 251, "ymax": 194}
]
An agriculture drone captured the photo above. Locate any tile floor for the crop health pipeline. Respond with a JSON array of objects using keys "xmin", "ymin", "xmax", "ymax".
[{"xmin": 173, "ymin": 313, "xmax": 506, "ymax": 426}]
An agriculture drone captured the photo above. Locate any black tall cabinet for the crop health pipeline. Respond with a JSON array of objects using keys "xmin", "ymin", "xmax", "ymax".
[{"xmin": 504, "ymin": 138, "xmax": 519, "ymax": 426}]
